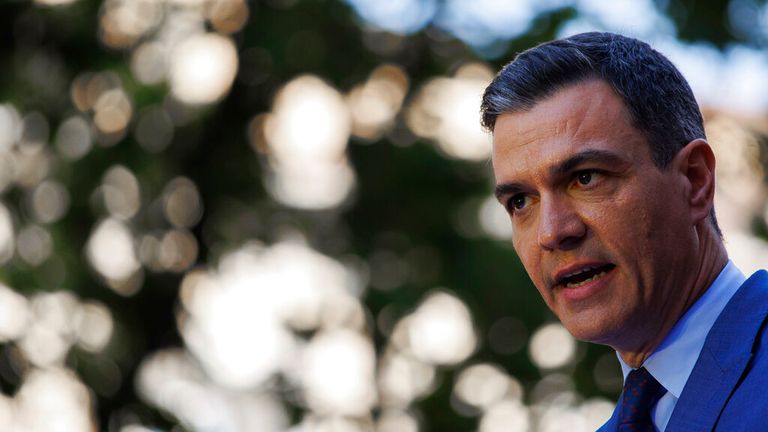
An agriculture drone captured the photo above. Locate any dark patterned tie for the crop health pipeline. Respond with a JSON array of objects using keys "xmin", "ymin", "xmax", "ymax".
[{"xmin": 618, "ymin": 367, "xmax": 666, "ymax": 432}]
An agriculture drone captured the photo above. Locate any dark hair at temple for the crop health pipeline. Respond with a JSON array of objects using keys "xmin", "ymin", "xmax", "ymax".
[{"xmin": 481, "ymin": 31, "xmax": 720, "ymax": 234}]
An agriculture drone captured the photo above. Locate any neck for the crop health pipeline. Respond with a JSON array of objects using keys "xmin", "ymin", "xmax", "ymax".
[{"xmin": 617, "ymin": 226, "xmax": 729, "ymax": 368}]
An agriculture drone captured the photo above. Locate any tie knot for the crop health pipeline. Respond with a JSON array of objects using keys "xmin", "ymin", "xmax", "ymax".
[{"xmin": 619, "ymin": 367, "xmax": 665, "ymax": 431}]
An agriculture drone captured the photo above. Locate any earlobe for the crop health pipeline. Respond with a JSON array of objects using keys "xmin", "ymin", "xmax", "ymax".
[{"xmin": 676, "ymin": 139, "xmax": 716, "ymax": 224}]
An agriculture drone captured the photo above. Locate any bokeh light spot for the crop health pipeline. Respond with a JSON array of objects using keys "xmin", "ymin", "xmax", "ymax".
[
  {"xmin": 344, "ymin": 0, "xmax": 438, "ymax": 34},
  {"xmin": 55, "ymin": 115, "xmax": 93, "ymax": 161},
  {"xmin": 0, "ymin": 283, "xmax": 30, "ymax": 342},
  {"xmin": 347, "ymin": 64, "xmax": 409, "ymax": 141},
  {"xmin": 34, "ymin": 0, "xmax": 79, "ymax": 6},
  {"xmin": 0, "ymin": 104, "xmax": 21, "ymax": 152},
  {"xmin": 170, "ymin": 33, "xmax": 238, "ymax": 105},
  {"xmin": 207, "ymin": 0, "xmax": 250, "ymax": 34},
  {"xmin": 16, "ymin": 224, "xmax": 53, "ymax": 266},
  {"xmin": 479, "ymin": 399, "xmax": 530, "ymax": 432},
  {"xmin": 86, "ymin": 218, "xmax": 141, "ymax": 294},
  {"xmin": 454, "ymin": 363, "xmax": 513, "ymax": 410},
  {"xmin": 259, "ymin": 75, "xmax": 355, "ymax": 209},
  {"xmin": 0, "ymin": 203, "xmax": 16, "ymax": 265},
  {"xmin": 407, "ymin": 291, "xmax": 477, "ymax": 365},
  {"xmin": 157, "ymin": 229, "xmax": 199, "ymax": 272},
  {"xmin": 19, "ymin": 291, "xmax": 79, "ymax": 367},
  {"xmin": 376, "ymin": 409, "xmax": 419, "ymax": 432},
  {"xmin": 529, "ymin": 323, "xmax": 577, "ymax": 370},
  {"xmin": 102, "ymin": 165, "xmax": 141, "ymax": 220},
  {"xmin": 301, "ymin": 329, "xmax": 377, "ymax": 416},
  {"xmin": 407, "ymin": 63, "xmax": 494, "ymax": 161},
  {"xmin": 378, "ymin": 350, "xmax": 436, "ymax": 407},
  {"xmin": 29, "ymin": 180, "xmax": 70, "ymax": 224},
  {"xmin": 130, "ymin": 41, "xmax": 167, "ymax": 86},
  {"xmin": 178, "ymin": 241, "xmax": 362, "ymax": 390},
  {"xmin": 14, "ymin": 368, "xmax": 96, "ymax": 432},
  {"xmin": 162, "ymin": 177, "xmax": 203, "ymax": 229},
  {"xmin": 93, "ymin": 88, "xmax": 133, "ymax": 135},
  {"xmin": 74, "ymin": 301, "xmax": 114, "ymax": 352},
  {"xmin": 99, "ymin": 0, "xmax": 163, "ymax": 49},
  {"xmin": 478, "ymin": 195, "xmax": 512, "ymax": 240}
]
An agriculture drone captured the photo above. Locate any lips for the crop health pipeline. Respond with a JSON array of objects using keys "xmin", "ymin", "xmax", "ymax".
[{"xmin": 554, "ymin": 263, "xmax": 616, "ymax": 288}]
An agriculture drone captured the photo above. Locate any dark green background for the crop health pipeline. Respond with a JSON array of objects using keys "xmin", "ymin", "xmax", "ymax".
[{"xmin": 0, "ymin": 0, "xmax": 766, "ymax": 430}]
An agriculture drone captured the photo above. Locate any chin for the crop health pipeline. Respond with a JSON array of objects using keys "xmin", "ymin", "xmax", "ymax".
[
  {"xmin": 559, "ymin": 316, "xmax": 622, "ymax": 345},
  {"xmin": 563, "ymin": 326, "xmax": 602, "ymax": 343}
]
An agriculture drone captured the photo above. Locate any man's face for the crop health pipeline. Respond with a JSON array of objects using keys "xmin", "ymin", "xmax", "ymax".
[{"xmin": 492, "ymin": 80, "xmax": 695, "ymax": 349}]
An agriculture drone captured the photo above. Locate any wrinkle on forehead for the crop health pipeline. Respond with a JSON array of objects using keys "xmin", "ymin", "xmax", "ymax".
[
  {"xmin": 491, "ymin": 80, "xmax": 646, "ymax": 183},
  {"xmin": 509, "ymin": 121, "xmax": 570, "ymax": 150},
  {"xmin": 491, "ymin": 115, "xmax": 574, "ymax": 172},
  {"xmin": 494, "ymin": 81, "xmax": 635, "ymax": 149}
]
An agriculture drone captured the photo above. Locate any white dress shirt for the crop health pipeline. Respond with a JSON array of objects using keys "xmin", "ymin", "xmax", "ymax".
[{"xmin": 616, "ymin": 260, "xmax": 746, "ymax": 431}]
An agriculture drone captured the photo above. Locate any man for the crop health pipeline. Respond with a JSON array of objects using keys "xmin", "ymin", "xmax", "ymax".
[{"xmin": 481, "ymin": 32, "xmax": 768, "ymax": 431}]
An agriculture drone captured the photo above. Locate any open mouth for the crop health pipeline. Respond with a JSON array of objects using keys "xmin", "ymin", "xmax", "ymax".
[{"xmin": 557, "ymin": 264, "xmax": 615, "ymax": 288}]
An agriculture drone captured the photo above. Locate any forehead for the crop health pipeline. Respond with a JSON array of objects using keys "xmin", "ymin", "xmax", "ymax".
[{"xmin": 491, "ymin": 80, "xmax": 647, "ymax": 179}]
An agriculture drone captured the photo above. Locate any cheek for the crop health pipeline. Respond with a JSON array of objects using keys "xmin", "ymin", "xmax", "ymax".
[
  {"xmin": 583, "ymin": 189, "xmax": 663, "ymax": 273},
  {"xmin": 511, "ymin": 215, "xmax": 538, "ymax": 251},
  {"xmin": 512, "ymin": 230, "xmax": 536, "ymax": 268},
  {"xmin": 583, "ymin": 193, "xmax": 647, "ymax": 239}
]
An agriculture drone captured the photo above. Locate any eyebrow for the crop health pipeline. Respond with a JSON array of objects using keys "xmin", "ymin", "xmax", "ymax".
[
  {"xmin": 494, "ymin": 148, "xmax": 628, "ymax": 201},
  {"xmin": 494, "ymin": 182, "xmax": 524, "ymax": 202},
  {"xmin": 552, "ymin": 149, "xmax": 628, "ymax": 176}
]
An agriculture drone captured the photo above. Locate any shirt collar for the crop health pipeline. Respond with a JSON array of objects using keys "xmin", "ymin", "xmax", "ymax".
[{"xmin": 617, "ymin": 260, "xmax": 746, "ymax": 398}]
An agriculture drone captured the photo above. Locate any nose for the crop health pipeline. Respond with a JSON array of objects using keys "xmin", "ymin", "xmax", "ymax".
[{"xmin": 537, "ymin": 196, "xmax": 587, "ymax": 251}]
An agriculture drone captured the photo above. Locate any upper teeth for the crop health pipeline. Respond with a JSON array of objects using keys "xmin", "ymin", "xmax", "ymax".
[
  {"xmin": 562, "ymin": 266, "xmax": 600, "ymax": 279},
  {"xmin": 565, "ymin": 271, "xmax": 606, "ymax": 288}
]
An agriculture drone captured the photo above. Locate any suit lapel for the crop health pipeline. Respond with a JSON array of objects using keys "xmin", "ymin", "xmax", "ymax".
[
  {"xmin": 664, "ymin": 346, "xmax": 751, "ymax": 430},
  {"xmin": 597, "ymin": 400, "xmax": 620, "ymax": 431},
  {"xmin": 665, "ymin": 270, "xmax": 768, "ymax": 431}
]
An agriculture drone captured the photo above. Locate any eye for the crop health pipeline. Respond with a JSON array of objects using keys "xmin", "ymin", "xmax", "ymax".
[
  {"xmin": 573, "ymin": 170, "xmax": 605, "ymax": 189},
  {"xmin": 576, "ymin": 171, "xmax": 593, "ymax": 185},
  {"xmin": 510, "ymin": 194, "xmax": 529, "ymax": 211}
]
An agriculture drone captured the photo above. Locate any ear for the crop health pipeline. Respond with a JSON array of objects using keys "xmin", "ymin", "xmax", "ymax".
[{"xmin": 672, "ymin": 139, "xmax": 716, "ymax": 225}]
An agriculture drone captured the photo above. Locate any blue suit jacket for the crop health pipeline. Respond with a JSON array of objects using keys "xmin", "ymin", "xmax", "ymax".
[{"xmin": 599, "ymin": 270, "xmax": 768, "ymax": 431}]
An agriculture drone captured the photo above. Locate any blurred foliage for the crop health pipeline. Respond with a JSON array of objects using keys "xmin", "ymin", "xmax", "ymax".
[{"xmin": 0, "ymin": 0, "xmax": 760, "ymax": 431}]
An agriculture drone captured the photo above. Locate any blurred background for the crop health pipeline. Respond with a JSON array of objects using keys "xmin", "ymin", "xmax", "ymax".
[{"xmin": 0, "ymin": 0, "xmax": 768, "ymax": 430}]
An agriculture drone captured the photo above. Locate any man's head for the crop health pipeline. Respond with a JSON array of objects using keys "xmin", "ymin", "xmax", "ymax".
[
  {"xmin": 484, "ymin": 32, "xmax": 726, "ymax": 357},
  {"xmin": 482, "ymin": 32, "xmax": 704, "ymax": 169}
]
